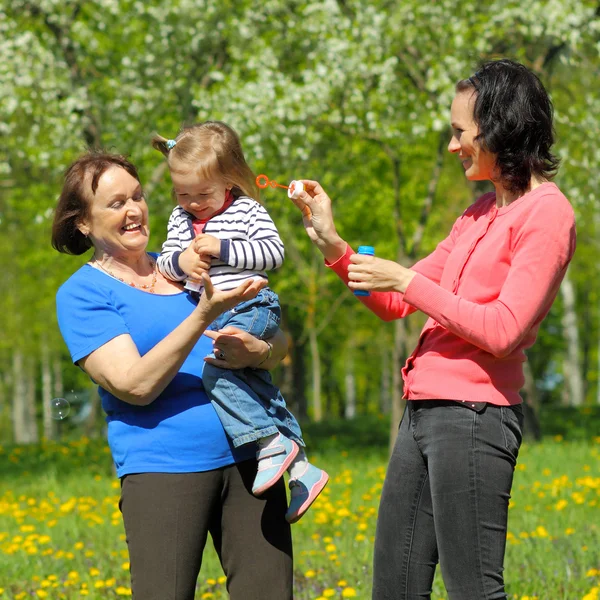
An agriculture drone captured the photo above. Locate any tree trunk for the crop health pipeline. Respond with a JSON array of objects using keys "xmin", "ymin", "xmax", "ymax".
[
  {"xmin": 344, "ymin": 349, "xmax": 356, "ymax": 419},
  {"xmin": 41, "ymin": 341, "xmax": 56, "ymax": 441},
  {"xmin": 560, "ymin": 269, "xmax": 584, "ymax": 406},
  {"xmin": 380, "ymin": 345, "xmax": 391, "ymax": 414},
  {"xmin": 12, "ymin": 351, "xmax": 26, "ymax": 444},
  {"xmin": 522, "ymin": 359, "xmax": 541, "ymax": 440},
  {"xmin": 597, "ymin": 309, "xmax": 600, "ymax": 404},
  {"xmin": 291, "ymin": 338, "xmax": 307, "ymax": 420},
  {"xmin": 84, "ymin": 387, "xmax": 101, "ymax": 437},
  {"xmin": 25, "ymin": 356, "xmax": 39, "ymax": 443},
  {"xmin": 52, "ymin": 356, "xmax": 64, "ymax": 400},
  {"xmin": 389, "ymin": 319, "xmax": 407, "ymax": 455},
  {"xmin": 309, "ymin": 328, "xmax": 322, "ymax": 422},
  {"xmin": 279, "ymin": 334, "xmax": 295, "ymax": 412}
]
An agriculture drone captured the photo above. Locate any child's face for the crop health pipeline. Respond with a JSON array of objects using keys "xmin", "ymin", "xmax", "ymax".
[{"xmin": 170, "ymin": 169, "xmax": 229, "ymax": 220}]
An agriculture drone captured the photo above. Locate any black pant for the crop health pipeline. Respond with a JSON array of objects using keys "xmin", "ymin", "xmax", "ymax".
[
  {"xmin": 373, "ymin": 400, "xmax": 523, "ymax": 600},
  {"xmin": 119, "ymin": 459, "xmax": 293, "ymax": 600}
]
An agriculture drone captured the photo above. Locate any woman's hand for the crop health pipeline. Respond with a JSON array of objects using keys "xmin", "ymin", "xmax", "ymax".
[
  {"xmin": 348, "ymin": 254, "xmax": 416, "ymax": 294},
  {"xmin": 203, "ymin": 327, "xmax": 270, "ymax": 369},
  {"xmin": 289, "ymin": 180, "xmax": 347, "ymax": 263},
  {"xmin": 195, "ymin": 274, "xmax": 266, "ymax": 326}
]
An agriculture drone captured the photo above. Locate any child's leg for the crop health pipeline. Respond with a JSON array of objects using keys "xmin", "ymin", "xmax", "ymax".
[{"xmin": 204, "ymin": 291, "xmax": 300, "ymax": 495}]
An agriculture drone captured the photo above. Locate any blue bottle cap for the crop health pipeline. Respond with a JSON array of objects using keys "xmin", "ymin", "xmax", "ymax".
[
  {"xmin": 354, "ymin": 246, "xmax": 374, "ymax": 296},
  {"xmin": 357, "ymin": 245, "xmax": 375, "ymax": 255}
]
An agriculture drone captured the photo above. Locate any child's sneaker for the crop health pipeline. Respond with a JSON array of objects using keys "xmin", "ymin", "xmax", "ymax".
[
  {"xmin": 285, "ymin": 463, "xmax": 329, "ymax": 523},
  {"xmin": 252, "ymin": 434, "xmax": 299, "ymax": 496}
]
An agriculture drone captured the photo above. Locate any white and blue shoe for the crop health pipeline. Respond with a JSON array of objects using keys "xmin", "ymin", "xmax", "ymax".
[
  {"xmin": 252, "ymin": 434, "xmax": 299, "ymax": 497},
  {"xmin": 285, "ymin": 463, "xmax": 329, "ymax": 524}
]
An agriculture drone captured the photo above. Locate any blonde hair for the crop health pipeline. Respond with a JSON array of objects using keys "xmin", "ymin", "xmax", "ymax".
[{"xmin": 152, "ymin": 121, "xmax": 260, "ymax": 201}]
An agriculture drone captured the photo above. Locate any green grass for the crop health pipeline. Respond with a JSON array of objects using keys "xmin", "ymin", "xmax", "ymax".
[{"xmin": 0, "ymin": 413, "xmax": 599, "ymax": 599}]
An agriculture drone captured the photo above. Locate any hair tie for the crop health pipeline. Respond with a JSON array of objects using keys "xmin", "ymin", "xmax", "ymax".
[
  {"xmin": 468, "ymin": 71, "xmax": 481, "ymax": 87},
  {"xmin": 166, "ymin": 139, "xmax": 177, "ymax": 150}
]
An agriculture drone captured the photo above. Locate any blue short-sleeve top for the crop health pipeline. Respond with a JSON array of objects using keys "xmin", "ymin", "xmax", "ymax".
[{"xmin": 56, "ymin": 260, "xmax": 252, "ymax": 477}]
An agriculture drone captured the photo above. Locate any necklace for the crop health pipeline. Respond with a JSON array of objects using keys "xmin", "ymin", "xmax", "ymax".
[{"xmin": 94, "ymin": 254, "xmax": 158, "ymax": 293}]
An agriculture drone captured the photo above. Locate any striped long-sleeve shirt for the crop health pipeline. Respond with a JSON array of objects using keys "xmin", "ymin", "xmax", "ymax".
[{"xmin": 157, "ymin": 196, "xmax": 285, "ymax": 291}]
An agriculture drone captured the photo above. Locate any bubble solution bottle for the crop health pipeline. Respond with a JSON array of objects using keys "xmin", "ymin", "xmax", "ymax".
[{"xmin": 353, "ymin": 246, "xmax": 375, "ymax": 297}]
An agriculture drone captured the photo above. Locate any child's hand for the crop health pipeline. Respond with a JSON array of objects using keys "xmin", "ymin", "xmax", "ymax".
[
  {"xmin": 179, "ymin": 244, "xmax": 212, "ymax": 279},
  {"xmin": 194, "ymin": 234, "xmax": 221, "ymax": 259}
]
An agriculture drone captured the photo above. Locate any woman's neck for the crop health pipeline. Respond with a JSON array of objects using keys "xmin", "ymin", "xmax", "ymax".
[
  {"xmin": 493, "ymin": 175, "xmax": 546, "ymax": 208},
  {"xmin": 92, "ymin": 250, "xmax": 153, "ymax": 275}
]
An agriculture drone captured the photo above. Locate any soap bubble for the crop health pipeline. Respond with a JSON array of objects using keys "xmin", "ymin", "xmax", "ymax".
[{"xmin": 50, "ymin": 397, "xmax": 70, "ymax": 420}]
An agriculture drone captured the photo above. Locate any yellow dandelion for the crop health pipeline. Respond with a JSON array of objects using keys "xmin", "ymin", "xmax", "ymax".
[
  {"xmin": 535, "ymin": 526, "xmax": 549, "ymax": 538},
  {"xmin": 342, "ymin": 588, "xmax": 357, "ymax": 598},
  {"xmin": 586, "ymin": 569, "xmax": 599, "ymax": 577},
  {"xmin": 305, "ymin": 570, "xmax": 316, "ymax": 578}
]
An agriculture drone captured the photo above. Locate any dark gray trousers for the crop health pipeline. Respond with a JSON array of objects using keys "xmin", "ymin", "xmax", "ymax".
[
  {"xmin": 119, "ymin": 459, "xmax": 293, "ymax": 600},
  {"xmin": 373, "ymin": 400, "xmax": 523, "ymax": 600}
]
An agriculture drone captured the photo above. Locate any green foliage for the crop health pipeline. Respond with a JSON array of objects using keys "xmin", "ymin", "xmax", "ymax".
[{"xmin": 1, "ymin": 0, "xmax": 600, "ymax": 440}]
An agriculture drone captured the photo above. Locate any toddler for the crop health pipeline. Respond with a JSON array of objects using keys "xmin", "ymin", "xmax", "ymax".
[{"xmin": 152, "ymin": 121, "xmax": 328, "ymax": 522}]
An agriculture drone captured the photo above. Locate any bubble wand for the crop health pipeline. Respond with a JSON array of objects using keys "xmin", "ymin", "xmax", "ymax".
[{"xmin": 256, "ymin": 174, "xmax": 305, "ymax": 200}]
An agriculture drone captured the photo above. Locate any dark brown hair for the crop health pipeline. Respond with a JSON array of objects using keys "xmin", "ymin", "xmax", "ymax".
[
  {"xmin": 456, "ymin": 59, "xmax": 559, "ymax": 194},
  {"xmin": 51, "ymin": 152, "xmax": 141, "ymax": 255}
]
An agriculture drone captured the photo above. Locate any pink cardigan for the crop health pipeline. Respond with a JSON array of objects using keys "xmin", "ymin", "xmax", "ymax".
[{"xmin": 328, "ymin": 182, "xmax": 576, "ymax": 406}]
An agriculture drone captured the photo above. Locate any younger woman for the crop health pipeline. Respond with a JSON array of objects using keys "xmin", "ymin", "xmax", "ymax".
[
  {"xmin": 153, "ymin": 121, "xmax": 327, "ymax": 523},
  {"xmin": 288, "ymin": 59, "xmax": 576, "ymax": 598}
]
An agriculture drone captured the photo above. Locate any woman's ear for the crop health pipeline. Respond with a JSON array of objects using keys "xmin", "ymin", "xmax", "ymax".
[{"xmin": 77, "ymin": 223, "xmax": 90, "ymax": 237}]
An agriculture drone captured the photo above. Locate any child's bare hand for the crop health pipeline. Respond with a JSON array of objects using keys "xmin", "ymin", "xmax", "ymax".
[
  {"xmin": 179, "ymin": 244, "xmax": 212, "ymax": 279},
  {"xmin": 194, "ymin": 234, "xmax": 221, "ymax": 259}
]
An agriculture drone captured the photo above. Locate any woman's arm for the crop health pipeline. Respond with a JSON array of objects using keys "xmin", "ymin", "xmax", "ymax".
[
  {"xmin": 79, "ymin": 276, "xmax": 266, "ymax": 406},
  {"xmin": 348, "ymin": 203, "xmax": 576, "ymax": 357},
  {"xmin": 289, "ymin": 180, "xmax": 460, "ymax": 321}
]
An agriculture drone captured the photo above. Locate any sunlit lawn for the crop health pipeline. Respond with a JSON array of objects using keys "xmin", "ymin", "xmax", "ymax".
[{"xmin": 0, "ymin": 414, "xmax": 599, "ymax": 599}]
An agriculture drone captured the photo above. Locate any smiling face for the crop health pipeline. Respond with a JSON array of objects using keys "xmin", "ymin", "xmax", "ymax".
[
  {"xmin": 79, "ymin": 166, "xmax": 149, "ymax": 260},
  {"xmin": 170, "ymin": 168, "xmax": 230, "ymax": 220},
  {"xmin": 448, "ymin": 90, "xmax": 497, "ymax": 182}
]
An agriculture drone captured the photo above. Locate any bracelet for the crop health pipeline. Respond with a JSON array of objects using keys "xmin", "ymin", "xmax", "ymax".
[{"xmin": 256, "ymin": 340, "xmax": 273, "ymax": 368}]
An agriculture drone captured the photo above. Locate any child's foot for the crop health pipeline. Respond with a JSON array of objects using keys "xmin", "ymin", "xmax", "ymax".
[
  {"xmin": 252, "ymin": 434, "xmax": 299, "ymax": 497},
  {"xmin": 285, "ymin": 464, "xmax": 329, "ymax": 524}
]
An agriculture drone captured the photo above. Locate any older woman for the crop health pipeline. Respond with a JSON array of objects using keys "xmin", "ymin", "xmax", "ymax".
[
  {"xmin": 290, "ymin": 59, "xmax": 576, "ymax": 599},
  {"xmin": 52, "ymin": 152, "xmax": 292, "ymax": 600}
]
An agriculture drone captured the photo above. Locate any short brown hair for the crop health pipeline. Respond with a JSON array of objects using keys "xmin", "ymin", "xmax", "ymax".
[
  {"xmin": 51, "ymin": 152, "xmax": 141, "ymax": 255},
  {"xmin": 151, "ymin": 121, "xmax": 260, "ymax": 201},
  {"xmin": 455, "ymin": 59, "xmax": 559, "ymax": 194}
]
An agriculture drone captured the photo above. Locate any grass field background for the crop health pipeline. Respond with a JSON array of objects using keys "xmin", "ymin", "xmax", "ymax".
[{"xmin": 1, "ymin": 410, "xmax": 599, "ymax": 599}]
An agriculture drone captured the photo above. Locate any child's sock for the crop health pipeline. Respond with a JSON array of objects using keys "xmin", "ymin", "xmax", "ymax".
[
  {"xmin": 257, "ymin": 433, "xmax": 281, "ymax": 452},
  {"xmin": 288, "ymin": 448, "xmax": 309, "ymax": 479}
]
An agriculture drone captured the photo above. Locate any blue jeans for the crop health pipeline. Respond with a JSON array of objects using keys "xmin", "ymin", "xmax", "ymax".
[
  {"xmin": 203, "ymin": 288, "xmax": 304, "ymax": 448},
  {"xmin": 373, "ymin": 400, "xmax": 524, "ymax": 600}
]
